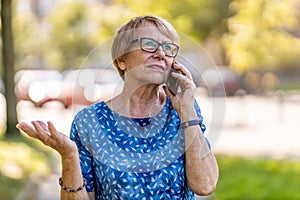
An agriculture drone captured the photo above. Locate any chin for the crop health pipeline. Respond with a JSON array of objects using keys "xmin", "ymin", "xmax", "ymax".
[
  {"xmin": 146, "ymin": 73, "xmax": 167, "ymax": 84},
  {"xmin": 148, "ymin": 77, "xmax": 165, "ymax": 85}
]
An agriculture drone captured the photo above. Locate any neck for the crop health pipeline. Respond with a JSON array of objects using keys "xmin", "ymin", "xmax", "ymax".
[{"xmin": 109, "ymin": 84, "xmax": 166, "ymax": 118}]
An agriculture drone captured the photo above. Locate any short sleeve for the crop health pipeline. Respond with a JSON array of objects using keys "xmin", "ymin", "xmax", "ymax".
[{"xmin": 70, "ymin": 119, "xmax": 96, "ymax": 192}]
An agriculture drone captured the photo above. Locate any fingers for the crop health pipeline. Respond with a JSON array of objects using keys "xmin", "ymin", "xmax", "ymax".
[
  {"xmin": 163, "ymin": 85, "xmax": 171, "ymax": 96},
  {"xmin": 16, "ymin": 121, "xmax": 56, "ymax": 145},
  {"xmin": 17, "ymin": 121, "xmax": 77, "ymax": 157},
  {"xmin": 47, "ymin": 121, "xmax": 56, "ymax": 133},
  {"xmin": 163, "ymin": 85, "xmax": 176, "ymax": 98},
  {"xmin": 31, "ymin": 121, "xmax": 51, "ymax": 144},
  {"xmin": 36, "ymin": 120, "xmax": 48, "ymax": 131},
  {"xmin": 171, "ymin": 72, "xmax": 195, "ymax": 91},
  {"xmin": 172, "ymin": 61, "xmax": 193, "ymax": 82},
  {"xmin": 47, "ymin": 121, "xmax": 60, "ymax": 141},
  {"xmin": 16, "ymin": 122, "xmax": 38, "ymax": 139},
  {"xmin": 166, "ymin": 61, "xmax": 196, "ymax": 105}
]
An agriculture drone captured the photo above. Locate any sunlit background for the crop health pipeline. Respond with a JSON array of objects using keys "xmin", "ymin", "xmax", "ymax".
[{"xmin": 1, "ymin": 0, "xmax": 300, "ymax": 199}]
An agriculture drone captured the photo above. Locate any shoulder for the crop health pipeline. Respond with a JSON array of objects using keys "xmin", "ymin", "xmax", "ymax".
[
  {"xmin": 71, "ymin": 102, "xmax": 107, "ymax": 138},
  {"xmin": 74, "ymin": 101, "xmax": 105, "ymax": 121}
]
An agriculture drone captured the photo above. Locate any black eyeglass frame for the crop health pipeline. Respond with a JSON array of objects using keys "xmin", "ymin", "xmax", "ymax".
[{"xmin": 130, "ymin": 37, "xmax": 179, "ymax": 58}]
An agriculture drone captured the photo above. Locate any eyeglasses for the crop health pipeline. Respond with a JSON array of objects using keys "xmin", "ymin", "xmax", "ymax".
[{"xmin": 131, "ymin": 37, "xmax": 179, "ymax": 57}]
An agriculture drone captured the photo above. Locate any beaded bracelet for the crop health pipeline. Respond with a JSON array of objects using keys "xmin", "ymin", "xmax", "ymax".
[
  {"xmin": 59, "ymin": 177, "xmax": 86, "ymax": 193},
  {"xmin": 179, "ymin": 119, "xmax": 202, "ymax": 129}
]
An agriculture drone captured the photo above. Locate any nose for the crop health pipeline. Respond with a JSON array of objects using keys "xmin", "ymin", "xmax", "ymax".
[{"xmin": 154, "ymin": 46, "xmax": 166, "ymax": 58}]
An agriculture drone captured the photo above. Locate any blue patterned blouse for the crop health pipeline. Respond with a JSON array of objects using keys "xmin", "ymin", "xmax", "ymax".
[{"xmin": 70, "ymin": 97, "xmax": 207, "ymax": 200}]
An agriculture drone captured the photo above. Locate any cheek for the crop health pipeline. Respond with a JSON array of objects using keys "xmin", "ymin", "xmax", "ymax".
[
  {"xmin": 126, "ymin": 52, "xmax": 148, "ymax": 67},
  {"xmin": 166, "ymin": 58, "xmax": 174, "ymax": 68}
]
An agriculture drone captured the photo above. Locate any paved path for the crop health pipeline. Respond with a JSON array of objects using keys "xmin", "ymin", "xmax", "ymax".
[
  {"xmin": 15, "ymin": 94, "xmax": 300, "ymax": 199},
  {"xmin": 212, "ymin": 95, "xmax": 300, "ymax": 159}
]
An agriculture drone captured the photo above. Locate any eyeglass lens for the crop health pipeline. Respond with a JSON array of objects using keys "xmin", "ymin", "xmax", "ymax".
[{"xmin": 140, "ymin": 38, "xmax": 178, "ymax": 57}]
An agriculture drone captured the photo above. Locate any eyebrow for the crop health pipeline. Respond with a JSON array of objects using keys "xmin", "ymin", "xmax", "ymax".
[
  {"xmin": 132, "ymin": 38, "xmax": 174, "ymax": 44},
  {"xmin": 130, "ymin": 39, "xmax": 139, "ymax": 44}
]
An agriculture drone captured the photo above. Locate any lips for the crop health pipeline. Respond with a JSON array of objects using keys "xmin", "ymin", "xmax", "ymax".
[{"xmin": 145, "ymin": 64, "xmax": 165, "ymax": 71}]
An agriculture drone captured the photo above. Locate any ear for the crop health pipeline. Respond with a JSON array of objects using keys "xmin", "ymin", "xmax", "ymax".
[{"xmin": 117, "ymin": 60, "xmax": 127, "ymax": 71}]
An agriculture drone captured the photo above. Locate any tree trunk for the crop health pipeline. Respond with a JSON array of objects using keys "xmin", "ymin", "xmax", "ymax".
[{"xmin": 1, "ymin": 0, "xmax": 18, "ymax": 137}]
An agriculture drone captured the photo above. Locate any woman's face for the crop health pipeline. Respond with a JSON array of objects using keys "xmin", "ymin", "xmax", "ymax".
[{"xmin": 119, "ymin": 22, "xmax": 176, "ymax": 85}]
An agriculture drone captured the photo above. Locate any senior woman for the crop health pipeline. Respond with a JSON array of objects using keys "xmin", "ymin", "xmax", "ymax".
[{"xmin": 16, "ymin": 15, "xmax": 219, "ymax": 199}]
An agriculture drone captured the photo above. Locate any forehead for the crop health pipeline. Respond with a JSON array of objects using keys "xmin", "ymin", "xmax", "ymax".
[{"xmin": 134, "ymin": 22, "xmax": 173, "ymax": 42}]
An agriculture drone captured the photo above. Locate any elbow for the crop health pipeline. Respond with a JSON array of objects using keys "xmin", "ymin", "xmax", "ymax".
[
  {"xmin": 187, "ymin": 174, "xmax": 219, "ymax": 196},
  {"xmin": 189, "ymin": 182, "xmax": 217, "ymax": 196}
]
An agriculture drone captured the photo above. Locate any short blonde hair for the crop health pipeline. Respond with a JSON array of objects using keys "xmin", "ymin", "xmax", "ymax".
[{"xmin": 111, "ymin": 15, "xmax": 180, "ymax": 78}]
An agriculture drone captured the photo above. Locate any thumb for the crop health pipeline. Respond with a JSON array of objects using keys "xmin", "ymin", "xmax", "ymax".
[{"xmin": 163, "ymin": 85, "xmax": 172, "ymax": 97}]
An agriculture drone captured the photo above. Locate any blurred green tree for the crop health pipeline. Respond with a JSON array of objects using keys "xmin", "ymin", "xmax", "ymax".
[
  {"xmin": 45, "ymin": 1, "xmax": 94, "ymax": 70},
  {"xmin": 12, "ymin": 0, "xmax": 235, "ymax": 71},
  {"xmin": 112, "ymin": 0, "xmax": 233, "ymax": 41},
  {"xmin": 99, "ymin": 0, "xmax": 234, "ymax": 66},
  {"xmin": 12, "ymin": 0, "xmax": 300, "ymax": 75},
  {"xmin": 14, "ymin": 5, "xmax": 48, "ymax": 69},
  {"xmin": 223, "ymin": 0, "xmax": 300, "ymax": 74}
]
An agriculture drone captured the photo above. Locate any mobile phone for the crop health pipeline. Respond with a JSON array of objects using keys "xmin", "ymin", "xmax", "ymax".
[{"xmin": 166, "ymin": 65, "xmax": 180, "ymax": 95}]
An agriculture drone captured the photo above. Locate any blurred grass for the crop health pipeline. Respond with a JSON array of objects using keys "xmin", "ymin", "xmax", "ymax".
[
  {"xmin": 213, "ymin": 155, "xmax": 300, "ymax": 200},
  {"xmin": 1, "ymin": 131, "xmax": 300, "ymax": 200},
  {"xmin": 0, "ymin": 133, "xmax": 57, "ymax": 200},
  {"xmin": 276, "ymin": 82, "xmax": 300, "ymax": 91}
]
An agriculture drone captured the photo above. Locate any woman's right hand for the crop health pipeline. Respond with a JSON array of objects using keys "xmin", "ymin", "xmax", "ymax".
[{"xmin": 16, "ymin": 121, "xmax": 78, "ymax": 159}]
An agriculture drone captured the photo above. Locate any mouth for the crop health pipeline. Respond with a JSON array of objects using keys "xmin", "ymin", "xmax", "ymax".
[{"xmin": 146, "ymin": 64, "xmax": 165, "ymax": 72}]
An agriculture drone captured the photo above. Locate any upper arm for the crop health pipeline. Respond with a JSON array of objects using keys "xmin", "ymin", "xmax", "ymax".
[{"xmin": 70, "ymin": 118, "xmax": 96, "ymax": 192}]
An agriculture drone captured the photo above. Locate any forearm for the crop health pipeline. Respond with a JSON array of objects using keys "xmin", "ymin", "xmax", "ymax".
[
  {"xmin": 15, "ymin": 121, "xmax": 92, "ymax": 199},
  {"xmin": 184, "ymin": 126, "xmax": 219, "ymax": 195},
  {"xmin": 180, "ymin": 106, "xmax": 219, "ymax": 195},
  {"xmin": 60, "ymin": 153, "xmax": 90, "ymax": 200}
]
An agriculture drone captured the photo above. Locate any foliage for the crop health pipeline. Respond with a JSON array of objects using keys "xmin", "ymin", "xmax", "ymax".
[
  {"xmin": 3, "ymin": 145, "xmax": 300, "ymax": 200},
  {"xmin": 12, "ymin": 0, "xmax": 233, "ymax": 71},
  {"xmin": 13, "ymin": 7, "xmax": 48, "ymax": 69},
  {"xmin": 112, "ymin": 0, "xmax": 233, "ymax": 41},
  {"xmin": 45, "ymin": 1, "xmax": 95, "ymax": 70},
  {"xmin": 0, "ymin": 135, "xmax": 56, "ymax": 200},
  {"xmin": 212, "ymin": 155, "xmax": 300, "ymax": 199},
  {"xmin": 275, "ymin": 82, "xmax": 300, "ymax": 91},
  {"xmin": 9, "ymin": 0, "xmax": 300, "ymax": 74},
  {"xmin": 223, "ymin": 0, "xmax": 300, "ymax": 74}
]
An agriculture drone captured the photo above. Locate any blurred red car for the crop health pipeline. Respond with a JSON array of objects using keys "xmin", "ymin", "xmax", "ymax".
[
  {"xmin": 14, "ymin": 69, "xmax": 66, "ymax": 107},
  {"xmin": 61, "ymin": 68, "xmax": 122, "ymax": 107},
  {"xmin": 202, "ymin": 66, "xmax": 241, "ymax": 97}
]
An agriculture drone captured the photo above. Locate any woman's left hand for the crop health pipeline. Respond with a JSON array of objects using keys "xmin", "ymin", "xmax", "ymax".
[{"xmin": 164, "ymin": 60, "xmax": 196, "ymax": 114}]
